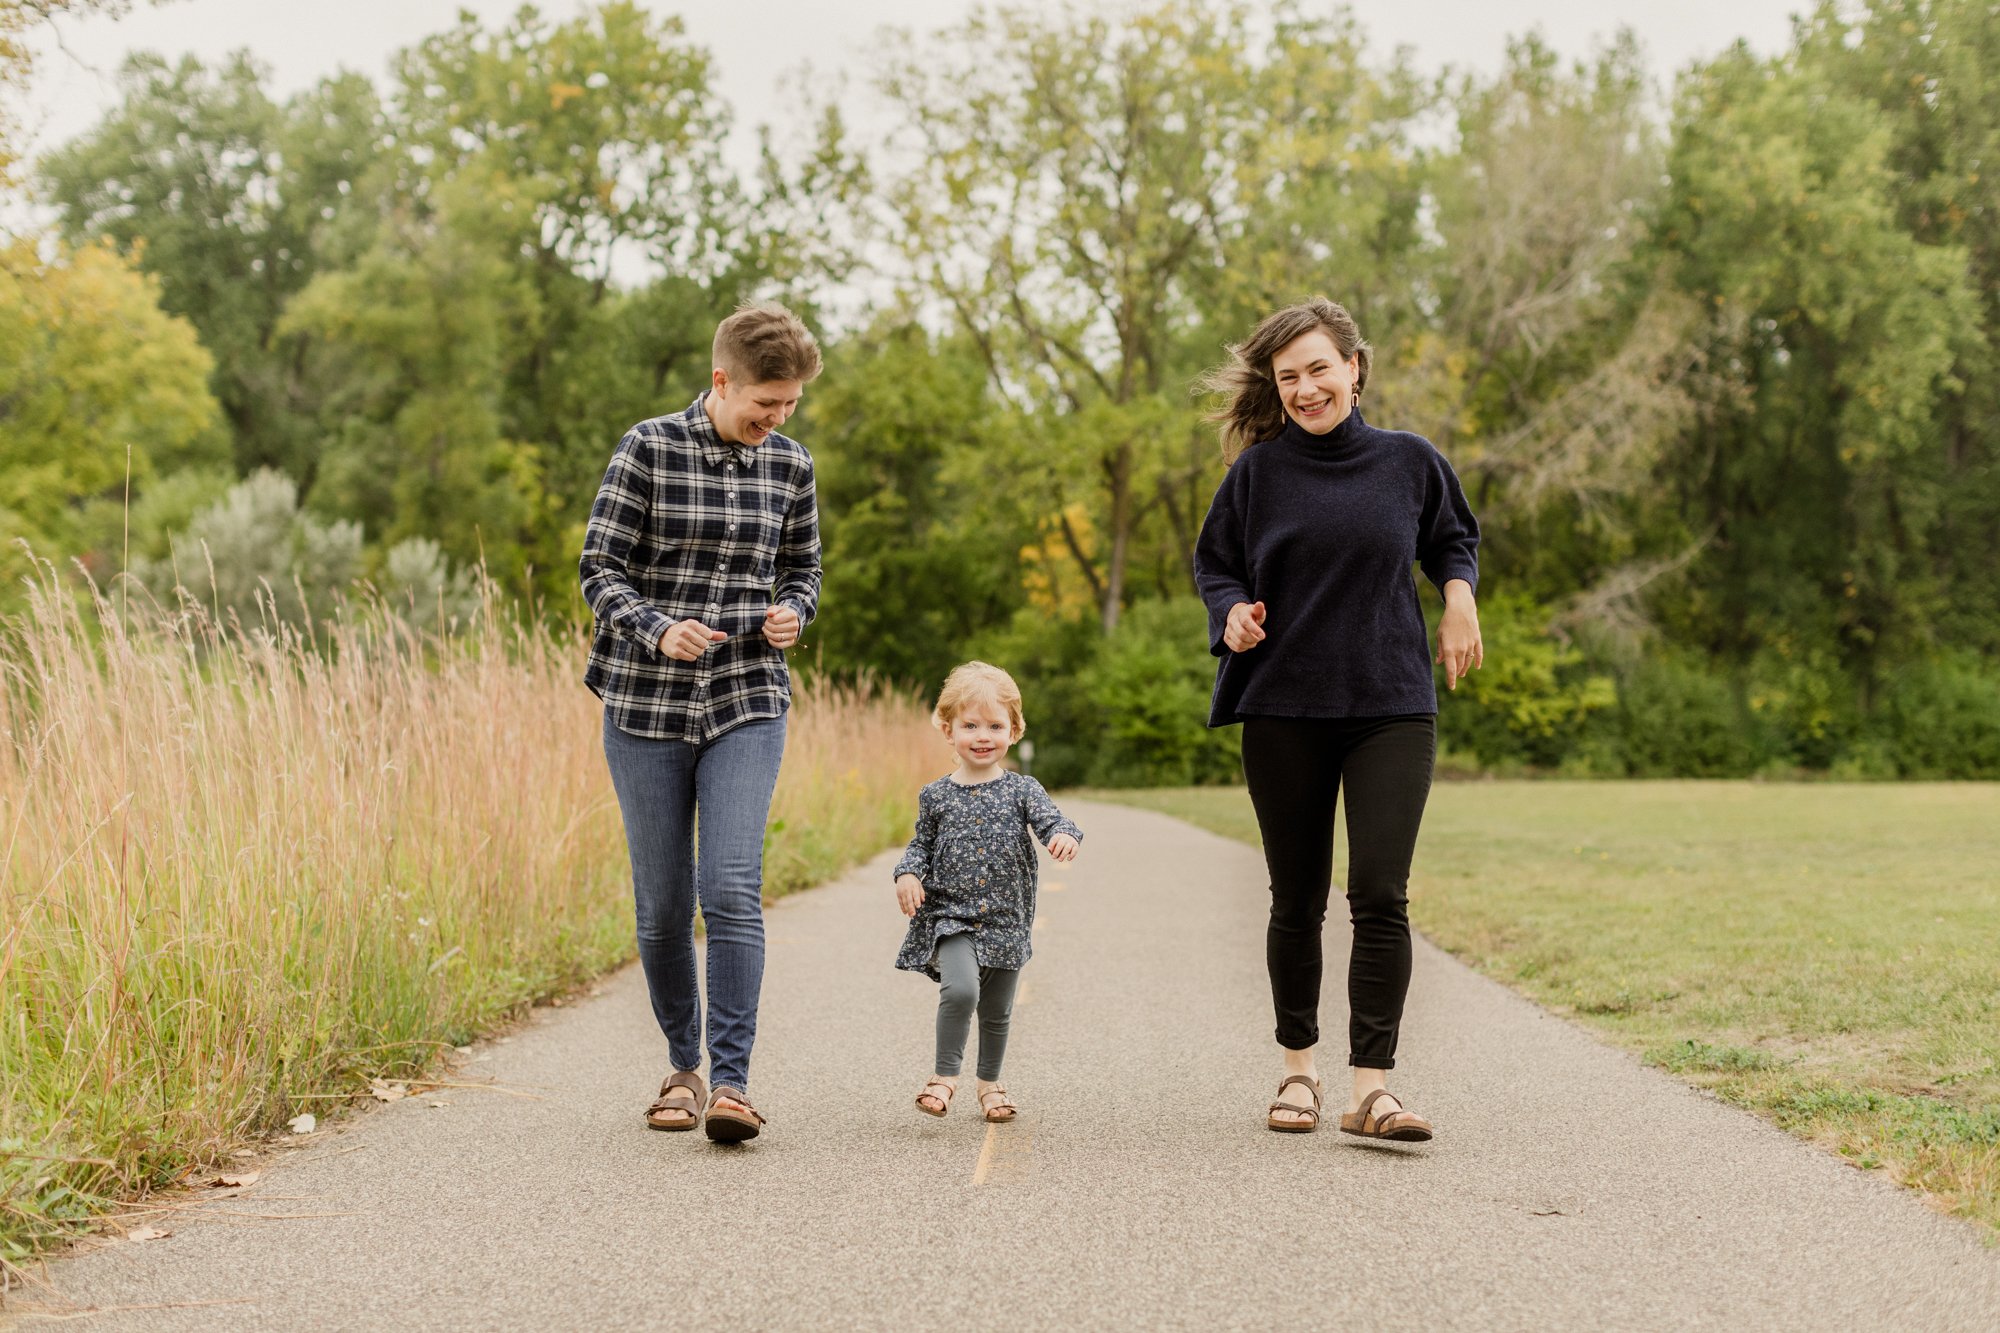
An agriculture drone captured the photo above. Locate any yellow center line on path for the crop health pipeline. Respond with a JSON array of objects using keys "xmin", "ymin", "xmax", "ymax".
[{"xmin": 971, "ymin": 1124, "xmax": 1000, "ymax": 1185}]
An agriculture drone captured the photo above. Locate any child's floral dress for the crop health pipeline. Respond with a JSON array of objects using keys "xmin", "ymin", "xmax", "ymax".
[{"xmin": 893, "ymin": 772, "xmax": 1082, "ymax": 980}]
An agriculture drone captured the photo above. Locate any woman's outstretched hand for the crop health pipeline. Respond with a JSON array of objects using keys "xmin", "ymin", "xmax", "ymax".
[
  {"xmin": 895, "ymin": 873, "xmax": 926, "ymax": 917},
  {"xmin": 1223, "ymin": 601, "xmax": 1268, "ymax": 653},
  {"xmin": 1047, "ymin": 833, "xmax": 1079, "ymax": 863},
  {"xmin": 1435, "ymin": 581, "xmax": 1484, "ymax": 689}
]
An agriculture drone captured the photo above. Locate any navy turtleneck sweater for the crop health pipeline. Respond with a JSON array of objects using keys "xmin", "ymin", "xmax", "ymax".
[{"xmin": 1192, "ymin": 407, "xmax": 1480, "ymax": 726}]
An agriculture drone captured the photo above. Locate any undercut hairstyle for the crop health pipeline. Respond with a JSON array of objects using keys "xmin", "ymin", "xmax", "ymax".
[
  {"xmin": 932, "ymin": 661, "xmax": 1026, "ymax": 743},
  {"xmin": 713, "ymin": 301, "xmax": 824, "ymax": 385},
  {"xmin": 1196, "ymin": 297, "xmax": 1372, "ymax": 463}
]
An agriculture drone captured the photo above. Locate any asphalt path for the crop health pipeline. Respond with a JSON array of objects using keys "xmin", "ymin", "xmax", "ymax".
[{"xmin": 21, "ymin": 800, "xmax": 2000, "ymax": 1330}]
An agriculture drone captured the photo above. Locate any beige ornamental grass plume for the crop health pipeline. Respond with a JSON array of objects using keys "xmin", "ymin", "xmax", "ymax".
[{"xmin": 0, "ymin": 558, "xmax": 935, "ymax": 1261}]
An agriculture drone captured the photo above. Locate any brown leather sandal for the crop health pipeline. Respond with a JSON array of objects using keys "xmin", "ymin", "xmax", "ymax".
[
  {"xmin": 646, "ymin": 1070, "xmax": 704, "ymax": 1131},
  {"xmin": 703, "ymin": 1085, "xmax": 766, "ymax": 1143},
  {"xmin": 1339, "ymin": 1087, "xmax": 1433, "ymax": 1142},
  {"xmin": 977, "ymin": 1084, "xmax": 1018, "ymax": 1123},
  {"xmin": 1266, "ymin": 1074, "xmax": 1322, "ymax": 1133},
  {"xmin": 916, "ymin": 1078, "xmax": 957, "ymax": 1117}
]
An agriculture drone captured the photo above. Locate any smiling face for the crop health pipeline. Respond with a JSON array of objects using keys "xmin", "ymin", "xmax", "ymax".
[
  {"xmin": 943, "ymin": 696, "xmax": 1017, "ymax": 778},
  {"xmin": 1270, "ymin": 328, "xmax": 1361, "ymax": 435},
  {"xmin": 708, "ymin": 369, "xmax": 803, "ymax": 447}
]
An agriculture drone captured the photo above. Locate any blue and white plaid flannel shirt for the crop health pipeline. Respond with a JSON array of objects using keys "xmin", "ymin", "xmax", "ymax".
[{"xmin": 579, "ymin": 393, "xmax": 821, "ymax": 743}]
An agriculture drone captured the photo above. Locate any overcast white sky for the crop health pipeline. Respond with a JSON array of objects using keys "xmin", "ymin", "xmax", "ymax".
[{"xmin": 22, "ymin": 0, "xmax": 1809, "ymax": 177}]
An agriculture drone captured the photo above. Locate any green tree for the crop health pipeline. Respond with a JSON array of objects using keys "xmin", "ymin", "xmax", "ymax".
[
  {"xmin": 273, "ymin": 2, "xmax": 756, "ymax": 604},
  {"xmin": 41, "ymin": 53, "xmax": 388, "ymax": 478},
  {"xmin": 1648, "ymin": 18, "xmax": 1984, "ymax": 695},
  {"xmin": 1814, "ymin": 1, "xmax": 2000, "ymax": 655},
  {"xmin": 799, "ymin": 318, "xmax": 1030, "ymax": 688},
  {"xmin": 0, "ymin": 238, "xmax": 221, "ymax": 592},
  {"xmin": 1409, "ymin": 34, "xmax": 1701, "ymax": 627},
  {"xmin": 873, "ymin": 0, "xmax": 1428, "ymax": 631}
]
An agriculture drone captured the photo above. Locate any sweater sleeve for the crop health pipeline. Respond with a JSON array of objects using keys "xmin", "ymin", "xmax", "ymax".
[
  {"xmin": 892, "ymin": 787, "xmax": 937, "ymax": 882},
  {"xmin": 1417, "ymin": 445, "xmax": 1481, "ymax": 595},
  {"xmin": 1193, "ymin": 464, "xmax": 1255, "ymax": 657}
]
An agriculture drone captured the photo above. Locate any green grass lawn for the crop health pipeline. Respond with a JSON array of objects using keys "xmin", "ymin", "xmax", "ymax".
[{"xmin": 1093, "ymin": 782, "xmax": 2000, "ymax": 1235}]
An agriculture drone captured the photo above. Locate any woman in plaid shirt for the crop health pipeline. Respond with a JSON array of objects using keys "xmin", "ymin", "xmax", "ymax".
[{"xmin": 579, "ymin": 303, "xmax": 823, "ymax": 1144}]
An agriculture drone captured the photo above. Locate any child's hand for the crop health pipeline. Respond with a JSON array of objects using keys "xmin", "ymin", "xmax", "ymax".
[
  {"xmin": 1047, "ymin": 833, "xmax": 1079, "ymax": 863},
  {"xmin": 895, "ymin": 874, "xmax": 926, "ymax": 916}
]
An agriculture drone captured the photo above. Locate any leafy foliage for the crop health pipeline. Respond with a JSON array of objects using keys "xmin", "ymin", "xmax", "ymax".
[
  {"xmin": 0, "ymin": 238, "xmax": 220, "ymax": 589},
  {"xmin": 10, "ymin": 0, "xmax": 1999, "ymax": 780}
]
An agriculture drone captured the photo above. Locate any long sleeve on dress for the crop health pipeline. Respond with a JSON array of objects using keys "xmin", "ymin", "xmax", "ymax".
[
  {"xmin": 1021, "ymin": 777, "xmax": 1083, "ymax": 848},
  {"xmin": 892, "ymin": 786, "xmax": 938, "ymax": 883}
]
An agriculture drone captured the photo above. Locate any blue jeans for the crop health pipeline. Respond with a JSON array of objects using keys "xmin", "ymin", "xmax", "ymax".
[{"xmin": 602, "ymin": 711, "xmax": 787, "ymax": 1092}]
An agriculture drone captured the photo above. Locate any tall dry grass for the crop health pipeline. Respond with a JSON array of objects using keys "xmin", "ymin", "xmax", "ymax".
[{"xmin": 0, "ymin": 566, "xmax": 938, "ymax": 1261}]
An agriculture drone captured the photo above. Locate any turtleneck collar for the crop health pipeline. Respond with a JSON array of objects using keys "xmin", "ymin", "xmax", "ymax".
[{"xmin": 1279, "ymin": 404, "xmax": 1368, "ymax": 454}]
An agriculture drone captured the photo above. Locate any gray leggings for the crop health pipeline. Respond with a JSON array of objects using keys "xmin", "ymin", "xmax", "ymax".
[{"xmin": 934, "ymin": 933, "xmax": 1022, "ymax": 1080}]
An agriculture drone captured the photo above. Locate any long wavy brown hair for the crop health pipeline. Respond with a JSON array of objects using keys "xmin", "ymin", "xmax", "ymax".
[{"xmin": 1196, "ymin": 298, "xmax": 1373, "ymax": 463}]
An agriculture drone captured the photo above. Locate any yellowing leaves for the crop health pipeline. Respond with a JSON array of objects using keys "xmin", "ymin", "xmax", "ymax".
[
  {"xmin": 0, "ymin": 238, "xmax": 221, "ymax": 582},
  {"xmin": 548, "ymin": 81, "xmax": 586, "ymax": 110}
]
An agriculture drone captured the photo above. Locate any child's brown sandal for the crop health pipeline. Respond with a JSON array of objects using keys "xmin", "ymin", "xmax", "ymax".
[
  {"xmin": 1338, "ymin": 1087, "xmax": 1433, "ymax": 1142},
  {"xmin": 1265, "ymin": 1074, "xmax": 1322, "ymax": 1133},
  {"xmin": 645, "ymin": 1070, "xmax": 705, "ymax": 1131},
  {"xmin": 978, "ymin": 1084, "xmax": 1018, "ymax": 1123},
  {"xmin": 702, "ymin": 1086, "xmax": 767, "ymax": 1143},
  {"xmin": 915, "ymin": 1078, "xmax": 956, "ymax": 1117}
]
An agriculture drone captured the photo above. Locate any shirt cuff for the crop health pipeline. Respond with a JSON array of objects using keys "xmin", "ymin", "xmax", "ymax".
[{"xmin": 629, "ymin": 607, "xmax": 675, "ymax": 655}]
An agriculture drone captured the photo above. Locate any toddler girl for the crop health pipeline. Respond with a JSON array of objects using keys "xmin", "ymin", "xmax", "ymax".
[{"xmin": 894, "ymin": 661, "xmax": 1081, "ymax": 1123}]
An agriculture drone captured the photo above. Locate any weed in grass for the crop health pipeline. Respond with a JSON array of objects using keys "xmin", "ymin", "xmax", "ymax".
[{"xmin": 1653, "ymin": 1039, "xmax": 1783, "ymax": 1073}]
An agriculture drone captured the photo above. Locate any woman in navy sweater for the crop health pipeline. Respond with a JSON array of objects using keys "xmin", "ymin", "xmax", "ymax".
[{"xmin": 1194, "ymin": 297, "xmax": 1483, "ymax": 1142}]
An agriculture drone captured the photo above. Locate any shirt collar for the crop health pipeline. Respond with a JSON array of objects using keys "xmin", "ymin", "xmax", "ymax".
[{"xmin": 687, "ymin": 392, "xmax": 756, "ymax": 469}]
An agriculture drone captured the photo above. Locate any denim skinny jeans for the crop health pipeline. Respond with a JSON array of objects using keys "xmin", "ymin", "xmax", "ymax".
[{"xmin": 602, "ymin": 710, "xmax": 787, "ymax": 1092}]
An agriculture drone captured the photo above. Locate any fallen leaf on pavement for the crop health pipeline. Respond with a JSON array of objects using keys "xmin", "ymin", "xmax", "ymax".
[
  {"xmin": 210, "ymin": 1171, "xmax": 261, "ymax": 1188},
  {"xmin": 369, "ymin": 1080, "xmax": 407, "ymax": 1102},
  {"xmin": 126, "ymin": 1226, "xmax": 171, "ymax": 1243},
  {"xmin": 286, "ymin": 1113, "xmax": 316, "ymax": 1135}
]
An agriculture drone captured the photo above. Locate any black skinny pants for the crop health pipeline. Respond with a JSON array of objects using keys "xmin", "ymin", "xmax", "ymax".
[{"xmin": 1241, "ymin": 715, "xmax": 1436, "ymax": 1069}]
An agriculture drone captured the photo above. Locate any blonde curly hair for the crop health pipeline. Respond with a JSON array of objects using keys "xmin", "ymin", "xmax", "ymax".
[{"xmin": 932, "ymin": 661, "xmax": 1025, "ymax": 743}]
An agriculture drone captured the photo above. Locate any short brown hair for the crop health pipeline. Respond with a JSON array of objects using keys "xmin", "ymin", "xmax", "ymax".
[
  {"xmin": 1196, "ymin": 297, "xmax": 1372, "ymax": 463},
  {"xmin": 713, "ymin": 301, "xmax": 823, "ymax": 385},
  {"xmin": 932, "ymin": 661, "xmax": 1025, "ymax": 742}
]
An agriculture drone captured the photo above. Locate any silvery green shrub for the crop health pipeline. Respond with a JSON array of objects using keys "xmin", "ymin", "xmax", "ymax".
[{"xmin": 135, "ymin": 468, "xmax": 361, "ymax": 629}]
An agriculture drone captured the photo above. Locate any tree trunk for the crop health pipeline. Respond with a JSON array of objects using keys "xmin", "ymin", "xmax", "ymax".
[{"xmin": 1101, "ymin": 441, "xmax": 1131, "ymax": 633}]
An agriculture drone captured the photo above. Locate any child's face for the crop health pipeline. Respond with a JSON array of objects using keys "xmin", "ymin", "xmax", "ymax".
[{"xmin": 945, "ymin": 698, "xmax": 1015, "ymax": 775}]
